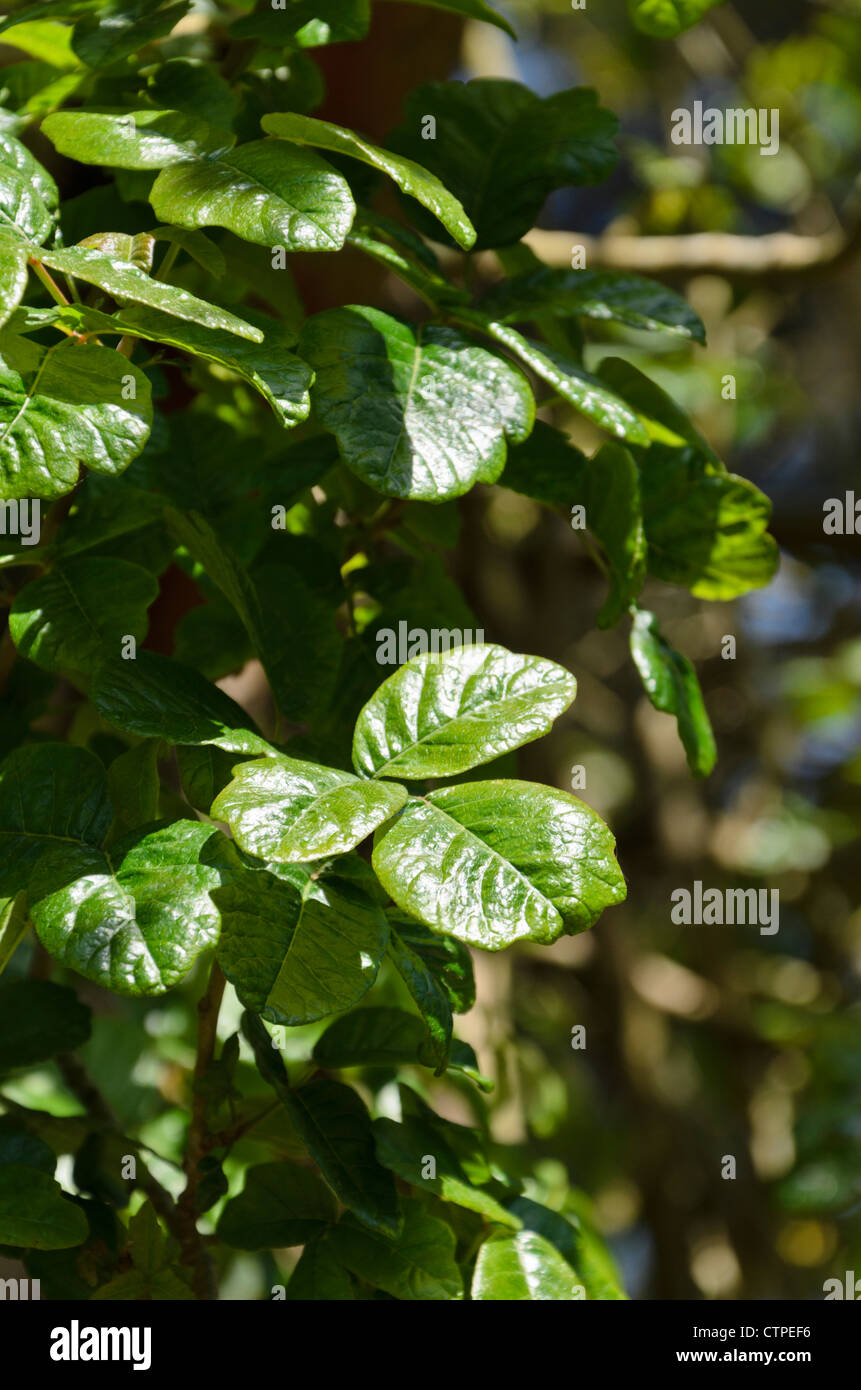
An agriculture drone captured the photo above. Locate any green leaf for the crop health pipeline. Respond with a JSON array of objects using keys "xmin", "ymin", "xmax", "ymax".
[
  {"xmin": 215, "ymin": 856, "xmax": 389, "ymax": 1026},
  {"xmin": 508, "ymin": 1196, "xmax": 627, "ymax": 1299},
  {"xmin": 42, "ymin": 108, "xmax": 234, "ymax": 169},
  {"xmin": 0, "ymin": 743, "xmax": 113, "ymax": 900},
  {"xmin": 629, "ymin": 0, "xmax": 724, "ymax": 39},
  {"xmin": 106, "ymin": 739, "xmax": 161, "ymax": 839},
  {"xmin": 629, "ymin": 607, "xmax": 716, "ymax": 777},
  {"xmin": 10, "ymin": 557, "xmax": 157, "ymax": 673},
  {"xmin": 147, "ymin": 58, "xmax": 238, "ymax": 133},
  {"xmin": 0, "ymin": 231, "xmax": 29, "ymax": 327},
  {"xmin": 352, "ymin": 642, "xmax": 576, "ymax": 780},
  {"xmin": 286, "ymin": 1235, "xmax": 354, "ymax": 1300},
  {"xmin": 596, "ymin": 356, "xmax": 720, "ymax": 460},
  {"xmin": 36, "ymin": 245, "xmax": 262, "ymax": 342},
  {"xmin": 72, "ymin": 0, "xmax": 190, "ymax": 68},
  {"xmin": 472, "ymin": 1229, "xmax": 585, "ymax": 1300},
  {"xmin": 262, "ymin": 112, "xmax": 475, "ymax": 250},
  {"xmin": 230, "ymin": 0, "xmax": 370, "ymax": 46},
  {"xmin": 327, "ymin": 1198, "xmax": 463, "ymax": 1300},
  {"xmin": 0, "ymin": 333, "xmax": 152, "ymax": 501},
  {"xmin": 0, "ymin": 1116, "xmax": 55, "ymax": 1173},
  {"xmin": 284, "ymin": 1078, "xmax": 400, "ymax": 1236},
  {"xmin": 216, "ymin": 1161, "xmax": 337, "ymax": 1250},
  {"xmin": 313, "ymin": 1006, "xmax": 430, "ymax": 1068},
  {"xmin": 45, "ymin": 302, "xmax": 313, "ymax": 429},
  {"xmin": 481, "ymin": 268, "xmax": 705, "ymax": 342},
  {"xmin": 458, "ymin": 315, "xmax": 650, "ymax": 445},
  {"xmin": 388, "ymin": 911, "xmax": 475, "ymax": 1013},
  {"xmin": 298, "ymin": 307, "xmax": 534, "ymax": 501},
  {"xmin": 372, "ymin": 781, "xmax": 626, "ymax": 949},
  {"xmin": 0, "ymin": 979, "xmax": 91, "ymax": 1068},
  {"xmin": 380, "ymin": 0, "xmax": 515, "ymax": 36},
  {"xmin": 640, "ymin": 445, "xmax": 779, "ymax": 599},
  {"xmin": 346, "ymin": 211, "xmax": 468, "ymax": 307},
  {"xmin": 29, "ymin": 820, "xmax": 229, "ymax": 996},
  {"xmin": 91, "ymin": 650, "xmax": 273, "ymax": 754},
  {"xmin": 0, "ymin": 1166, "xmax": 89, "ymax": 1249},
  {"xmin": 0, "ymin": 892, "xmax": 28, "ymax": 978},
  {"xmin": 387, "ymin": 81, "xmax": 617, "ymax": 250},
  {"xmin": 374, "ymin": 1115, "xmax": 519, "ymax": 1226},
  {"xmin": 212, "ymin": 755, "xmax": 406, "ymax": 863},
  {"xmin": 149, "ymin": 139, "xmax": 355, "ymax": 251},
  {"xmin": 0, "ymin": 129, "xmax": 58, "ymax": 243},
  {"xmin": 151, "ymin": 225, "xmax": 226, "ymax": 278},
  {"xmin": 499, "ymin": 419, "xmax": 590, "ymax": 510},
  {"xmin": 581, "ymin": 443, "xmax": 647, "ymax": 628},
  {"xmin": 387, "ymin": 929, "xmax": 453, "ymax": 1069}
]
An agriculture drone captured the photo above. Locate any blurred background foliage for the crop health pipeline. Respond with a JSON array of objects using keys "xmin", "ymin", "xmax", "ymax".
[{"xmin": 1, "ymin": 0, "xmax": 859, "ymax": 1300}]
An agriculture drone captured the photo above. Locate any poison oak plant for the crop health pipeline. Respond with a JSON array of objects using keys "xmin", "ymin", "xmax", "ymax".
[{"xmin": 0, "ymin": 0, "xmax": 777, "ymax": 1301}]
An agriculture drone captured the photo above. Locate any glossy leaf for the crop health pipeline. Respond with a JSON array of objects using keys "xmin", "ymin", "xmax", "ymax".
[
  {"xmin": 284, "ymin": 1078, "xmax": 400, "ymax": 1236},
  {"xmin": 387, "ymin": 81, "xmax": 617, "ymax": 249},
  {"xmin": 0, "ymin": 1166, "xmax": 89, "ymax": 1249},
  {"xmin": 10, "ymin": 557, "xmax": 157, "ymax": 673},
  {"xmin": 472, "ymin": 1229, "xmax": 585, "ymax": 1300},
  {"xmin": 36, "ymin": 245, "xmax": 261, "ymax": 342},
  {"xmin": 0, "ymin": 129, "xmax": 58, "ymax": 243},
  {"xmin": 373, "ymin": 781, "xmax": 626, "ymax": 950},
  {"xmin": 43, "ymin": 108, "xmax": 232, "ymax": 170},
  {"xmin": 299, "ymin": 306, "xmax": 534, "ymax": 501},
  {"xmin": 481, "ymin": 268, "xmax": 705, "ymax": 342},
  {"xmin": 216, "ymin": 1161, "xmax": 337, "ymax": 1250},
  {"xmin": 29, "ymin": 819, "xmax": 228, "ymax": 996},
  {"xmin": 327, "ymin": 1199, "xmax": 463, "ymax": 1300},
  {"xmin": 352, "ymin": 642, "xmax": 576, "ymax": 780},
  {"xmin": 149, "ymin": 139, "xmax": 355, "ymax": 251},
  {"xmin": 0, "ymin": 231, "xmax": 29, "ymax": 326},
  {"xmin": 212, "ymin": 754, "xmax": 407, "ymax": 863},
  {"xmin": 629, "ymin": 607, "xmax": 717, "ymax": 777},
  {"xmin": 0, "ymin": 333, "xmax": 152, "ymax": 501},
  {"xmin": 215, "ymin": 857, "xmax": 390, "ymax": 1026},
  {"xmin": 90, "ymin": 650, "xmax": 273, "ymax": 754},
  {"xmin": 262, "ymin": 111, "xmax": 475, "ymax": 249}
]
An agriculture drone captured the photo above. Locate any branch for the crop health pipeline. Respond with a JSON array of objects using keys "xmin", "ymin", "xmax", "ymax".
[{"xmin": 176, "ymin": 959, "xmax": 226, "ymax": 1300}]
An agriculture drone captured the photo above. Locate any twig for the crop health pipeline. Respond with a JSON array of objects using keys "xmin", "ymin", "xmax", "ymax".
[{"xmin": 176, "ymin": 959, "xmax": 226, "ymax": 1300}]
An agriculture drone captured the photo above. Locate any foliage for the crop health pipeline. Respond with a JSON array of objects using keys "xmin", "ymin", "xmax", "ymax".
[{"xmin": 0, "ymin": 0, "xmax": 782, "ymax": 1301}]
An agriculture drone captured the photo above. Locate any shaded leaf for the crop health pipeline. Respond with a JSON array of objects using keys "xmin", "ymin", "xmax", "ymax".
[
  {"xmin": 0, "ymin": 743, "xmax": 113, "ymax": 900},
  {"xmin": 327, "ymin": 1198, "xmax": 462, "ymax": 1300},
  {"xmin": 629, "ymin": 607, "xmax": 716, "ymax": 777},
  {"xmin": 0, "ymin": 1166, "xmax": 89, "ymax": 1249},
  {"xmin": 217, "ymin": 1161, "xmax": 337, "ymax": 1250},
  {"xmin": 374, "ymin": 1115, "xmax": 518, "ymax": 1226},
  {"xmin": 10, "ymin": 557, "xmax": 157, "ymax": 673},
  {"xmin": 0, "ymin": 979, "xmax": 91, "ymax": 1068},
  {"xmin": 481, "ymin": 267, "xmax": 705, "ymax": 341}
]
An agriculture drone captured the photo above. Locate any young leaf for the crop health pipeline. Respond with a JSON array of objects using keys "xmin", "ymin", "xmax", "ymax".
[
  {"xmin": 0, "ymin": 333, "xmax": 152, "ymax": 501},
  {"xmin": 472, "ymin": 1229, "xmax": 584, "ymax": 1300},
  {"xmin": 326, "ymin": 1199, "xmax": 463, "ymax": 1300},
  {"xmin": 0, "ymin": 1166, "xmax": 89, "ymax": 1249},
  {"xmin": 216, "ymin": 857, "xmax": 389, "ymax": 1026},
  {"xmin": 630, "ymin": 0, "xmax": 724, "ymax": 39},
  {"xmin": 629, "ymin": 607, "xmax": 717, "ymax": 777},
  {"xmin": 352, "ymin": 643, "xmax": 576, "ymax": 780},
  {"xmin": 149, "ymin": 139, "xmax": 355, "ymax": 251},
  {"xmin": 90, "ymin": 650, "xmax": 273, "ymax": 754},
  {"xmin": 0, "ymin": 979, "xmax": 91, "ymax": 1068},
  {"xmin": 298, "ymin": 307, "xmax": 534, "ymax": 501},
  {"xmin": 372, "ymin": 781, "xmax": 626, "ymax": 949},
  {"xmin": 10, "ymin": 557, "xmax": 157, "ymax": 673},
  {"xmin": 262, "ymin": 112, "xmax": 476, "ymax": 250},
  {"xmin": 36, "ymin": 246, "xmax": 262, "ymax": 342},
  {"xmin": 212, "ymin": 755, "xmax": 407, "ymax": 864},
  {"xmin": 216, "ymin": 1161, "xmax": 337, "ymax": 1250},
  {"xmin": 387, "ymin": 81, "xmax": 618, "ymax": 249},
  {"xmin": 283, "ymin": 1078, "xmax": 400, "ymax": 1236},
  {"xmin": 640, "ymin": 444, "xmax": 779, "ymax": 598},
  {"xmin": 481, "ymin": 268, "xmax": 706, "ymax": 342},
  {"xmin": 29, "ymin": 820, "xmax": 229, "ymax": 996}
]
